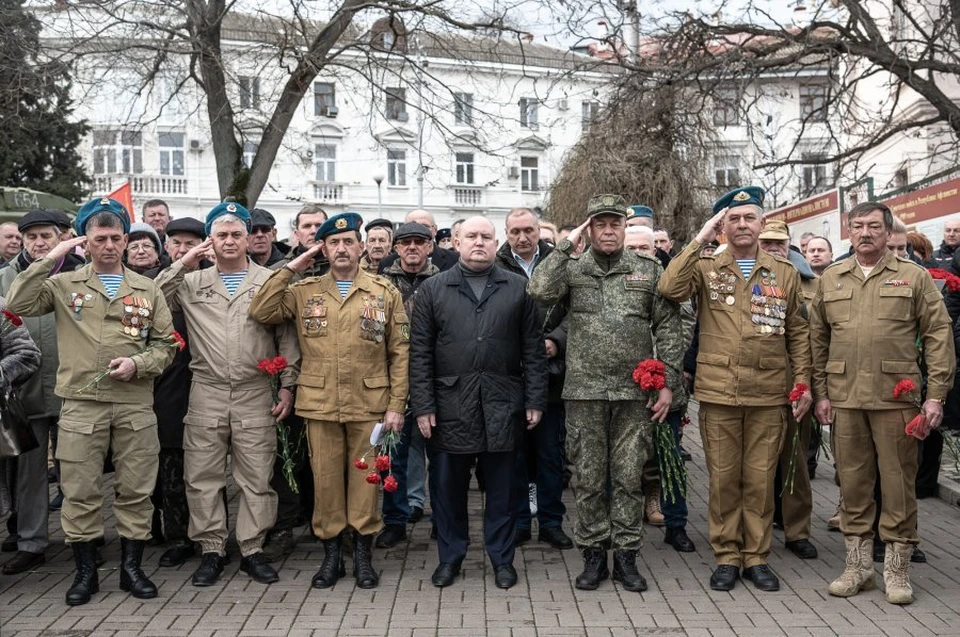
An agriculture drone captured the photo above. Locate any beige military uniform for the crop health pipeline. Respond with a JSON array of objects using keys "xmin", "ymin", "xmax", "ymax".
[
  {"xmin": 157, "ymin": 259, "xmax": 300, "ymax": 557},
  {"xmin": 810, "ymin": 251, "xmax": 955, "ymax": 544},
  {"xmin": 659, "ymin": 240, "xmax": 811, "ymax": 568},
  {"xmin": 250, "ymin": 266, "xmax": 409, "ymax": 540},
  {"xmin": 6, "ymin": 259, "xmax": 175, "ymax": 542}
]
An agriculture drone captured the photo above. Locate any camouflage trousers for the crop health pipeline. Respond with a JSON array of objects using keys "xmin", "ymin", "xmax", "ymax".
[{"xmin": 566, "ymin": 400, "xmax": 652, "ymax": 550}]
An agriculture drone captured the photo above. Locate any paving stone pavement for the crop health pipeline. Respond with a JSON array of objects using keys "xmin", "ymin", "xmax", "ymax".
[{"xmin": 3, "ymin": 408, "xmax": 960, "ymax": 636}]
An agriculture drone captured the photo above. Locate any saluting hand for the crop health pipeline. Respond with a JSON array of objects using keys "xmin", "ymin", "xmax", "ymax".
[
  {"xmin": 272, "ymin": 387, "xmax": 293, "ymax": 421},
  {"xmin": 47, "ymin": 235, "xmax": 87, "ymax": 262},
  {"xmin": 107, "ymin": 357, "xmax": 137, "ymax": 382},
  {"xmin": 695, "ymin": 207, "xmax": 728, "ymax": 245},
  {"xmin": 286, "ymin": 243, "xmax": 325, "ymax": 274},
  {"xmin": 417, "ymin": 413, "xmax": 436, "ymax": 439},
  {"xmin": 793, "ymin": 388, "xmax": 813, "ymax": 421},
  {"xmin": 564, "ymin": 219, "xmax": 591, "ymax": 255},
  {"xmin": 180, "ymin": 238, "xmax": 213, "ymax": 270},
  {"xmin": 648, "ymin": 387, "xmax": 672, "ymax": 423}
]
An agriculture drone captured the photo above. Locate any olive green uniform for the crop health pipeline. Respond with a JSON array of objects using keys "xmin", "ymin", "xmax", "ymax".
[
  {"xmin": 810, "ymin": 251, "xmax": 955, "ymax": 544},
  {"xmin": 529, "ymin": 241, "xmax": 684, "ymax": 550},
  {"xmin": 6, "ymin": 259, "xmax": 174, "ymax": 542},
  {"xmin": 658, "ymin": 240, "xmax": 811, "ymax": 568}
]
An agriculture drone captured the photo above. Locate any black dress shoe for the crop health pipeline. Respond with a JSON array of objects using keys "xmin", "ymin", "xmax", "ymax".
[
  {"xmin": 742, "ymin": 565, "xmax": 780, "ymax": 591},
  {"xmin": 241, "ymin": 552, "xmax": 279, "ymax": 584},
  {"xmin": 664, "ymin": 527, "xmax": 695, "ymax": 552},
  {"xmin": 912, "ymin": 547, "xmax": 927, "ymax": 563},
  {"xmin": 375, "ymin": 524, "xmax": 407, "ymax": 549},
  {"xmin": 784, "ymin": 539, "xmax": 818, "ymax": 560},
  {"xmin": 409, "ymin": 506, "xmax": 424, "ymax": 524},
  {"xmin": 709, "ymin": 565, "xmax": 739, "ymax": 591},
  {"xmin": 514, "ymin": 528, "xmax": 532, "ymax": 546},
  {"xmin": 539, "ymin": 526, "xmax": 573, "ymax": 550},
  {"xmin": 494, "ymin": 564, "xmax": 518, "ymax": 589},
  {"xmin": 192, "ymin": 552, "xmax": 225, "ymax": 587},
  {"xmin": 2, "ymin": 550, "xmax": 45, "ymax": 574},
  {"xmin": 159, "ymin": 541, "xmax": 196, "ymax": 567},
  {"xmin": 431, "ymin": 562, "xmax": 461, "ymax": 587}
]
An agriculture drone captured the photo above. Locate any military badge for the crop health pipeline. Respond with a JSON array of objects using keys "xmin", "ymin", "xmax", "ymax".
[
  {"xmin": 226, "ymin": 203, "xmax": 237, "ymax": 213},
  {"xmin": 733, "ymin": 191, "xmax": 750, "ymax": 202},
  {"xmin": 625, "ymin": 274, "xmax": 649, "ymax": 282},
  {"xmin": 400, "ymin": 323, "xmax": 410, "ymax": 341},
  {"xmin": 335, "ymin": 218, "xmax": 348, "ymax": 229},
  {"xmin": 100, "ymin": 197, "xmax": 110, "ymax": 205}
]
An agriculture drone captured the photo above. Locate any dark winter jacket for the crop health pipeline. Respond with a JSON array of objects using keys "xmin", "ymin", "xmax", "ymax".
[
  {"xmin": 927, "ymin": 243, "xmax": 960, "ymax": 322},
  {"xmin": 378, "ymin": 243, "xmax": 459, "ymax": 274},
  {"xmin": 409, "ymin": 264, "xmax": 549, "ymax": 454}
]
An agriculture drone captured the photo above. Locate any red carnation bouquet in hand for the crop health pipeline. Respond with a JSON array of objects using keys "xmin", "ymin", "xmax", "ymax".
[
  {"xmin": 782, "ymin": 383, "xmax": 811, "ymax": 496},
  {"xmin": 927, "ymin": 268, "xmax": 960, "ymax": 292},
  {"xmin": 258, "ymin": 355, "xmax": 303, "ymax": 493},
  {"xmin": 893, "ymin": 379, "xmax": 929, "ymax": 440},
  {"xmin": 355, "ymin": 426, "xmax": 402, "ymax": 492},
  {"xmin": 632, "ymin": 358, "xmax": 686, "ymax": 504}
]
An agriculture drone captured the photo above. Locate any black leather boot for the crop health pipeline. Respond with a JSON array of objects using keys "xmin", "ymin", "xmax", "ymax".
[
  {"xmin": 65, "ymin": 542, "xmax": 100, "ymax": 606},
  {"xmin": 575, "ymin": 547, "xmax": 609, "ymax": 590},
  {"xmin": 353, "ymin": 532, "xmax": 379, "ymax": 589},
  {"xmin": 119, "ymin": 538, "xmax": 158, "ymax": 599},
  {"xmin": 311, "ymin": 536, "xmax": 345, "ymax": 589},
  {"xmin": 612, "ymin": 549, "xmax": 647, "ymax": 592}
]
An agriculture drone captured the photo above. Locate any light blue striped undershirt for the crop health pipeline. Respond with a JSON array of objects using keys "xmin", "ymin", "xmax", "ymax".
[
  {"xmin": 736, "ymin": 259, "xmax": 756, "ymax": 279},
  {"xmin": 96, "ymin": 274, "xmax": 124, "ymax": 299},
  {"xmin": 219, "ymin": 271, "xmax": 247, "ymax": 296},
  {"xmin": 335, "ymin": 280, "xmax": 353, "ymax": 298}
]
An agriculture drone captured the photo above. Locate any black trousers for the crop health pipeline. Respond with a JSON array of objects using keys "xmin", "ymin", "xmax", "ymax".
[
  {"xmin": 153, "ymin": 448, "xmax": 190, "ymax": 542},
  {"xmin": 269, "ymin": 415, "xmax": 314, "ymax": 532},
  {"xmin": 430, "ymin": 449, "xmax": 516, "ymax": 567}
]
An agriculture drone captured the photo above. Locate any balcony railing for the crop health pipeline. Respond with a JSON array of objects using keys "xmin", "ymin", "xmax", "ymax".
[
  {"xmin": 94, "ymin": 174, "xmax": 189, "ymax": 196},
  {"xmin": 452, "ymin": 186, "xmax": 483, "ymax": 207},
  {"xmin": 313, "ymin": 182, "xmax": 346, "ymax": 202}
]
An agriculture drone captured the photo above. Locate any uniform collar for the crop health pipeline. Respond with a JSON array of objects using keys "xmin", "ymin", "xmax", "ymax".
[
  {"xmin": 714, "ymin": 246, "xmax": 772, "ymax": 281},
  {"xmin": 196, "ymin": 258, "xmax": 255, "ymax": 301},
  {"xmin": 319, "ymin": 266, "xmax": 374, "ymax": 303},
  {"xmin": 835, "ymin": 249, "xmax": 899, "ymax": 280}
]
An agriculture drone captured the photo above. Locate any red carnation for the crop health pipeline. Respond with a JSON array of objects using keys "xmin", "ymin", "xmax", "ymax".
[
  {"xmin": 172, "ymin": 330, "xmax": 187, "ymax": 351},
  {"xmin": 789, "ymin": 383, "xmax": 809, "ymax": 402},
  {"xmin": 354, "ymin": 458, "xmax": 369, "ymax": 471},
  {"xmin": 257, "ymin": 355, "xmax": 288, "ymax": 376},
  {"xmin": 893, "ymin": 379, "xmax": 917, "ymax": 400},
  {"xmin": 633, "ymin": 359, "xmax": 666, "ymax": 391},
  {"xmin": 928, "ymin": 268, "xmax": 960, "ymax": 292},
  {"xmin": 2, "ymin": 309, "xmax": 22, "ymax": 327},
  {"xmin": 374, "ymin": 455, "xmax": 391, "ymax": 472},
  {"xmin": 383, "ymin": 475, "xmax": 399, "ymax": 493},
  {"xmin": 365, "ymin": 472, "xmax": 381, "ymax": 485}
]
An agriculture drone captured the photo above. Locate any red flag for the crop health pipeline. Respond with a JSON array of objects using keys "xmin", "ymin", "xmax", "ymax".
[{"xmin": 107, "ymin": 181, "xmax": 136, "ymax": 222}]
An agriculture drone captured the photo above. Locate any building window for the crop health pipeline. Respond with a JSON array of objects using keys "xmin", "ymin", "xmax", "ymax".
[
  {"xmin": 521, "ymin": 156, "xmax": 539, "ymax": 191},
  {"xmin": 454, "ymin": 93, "xmax": 474, "ymax": 126},
  {"xmin": 520, "ymin": 98, "xmax": 538, "ymax": 129},
  {"xmin": 581, "ymin": 101, "xmax": 599, "ymax": 131},
  {"xmin": 387, "ymin": 149, "xmax": 407, "ymax": 186},
  {"xmin": 799, "ymin": 84, "xmax": 828, "ymax": 122},
  {"xmin": 314, "ymin": 82, "xmax": 336, "ymax": 116},
  {"xmin": 714, "ymin": 155, "xmax": 740, "ymax": 188},
  {"xmin": 801, "ymin": 153, "xmax": 829, "ymax": 194},
  {"xmin": 239, "ymin": 76, "xmax": 260, "ymax": 110},
  {"xmin": 158, "ymin": 132, "xmax": 185, "ymax": 176},
  {"xmin": 242, "ymin": 141, "xmax": 258, "ymax": 169},
  {"xmin": 92, "ymin": 129, "xmax": 143, "ymax": 174},
  {"xmin": 314, "ymin": 144, "xmax": 336, "ymax": 182},
  {"xmin": 712, "ymin": 88, "xmax": 739, "ymax": 126},
  {"xmin": 455, "ymin": 152, "xmax": 474, "ymax": 185},
  {"xmin": 386, "ymin": 87, "xmax": 407, "ymax": 121}
]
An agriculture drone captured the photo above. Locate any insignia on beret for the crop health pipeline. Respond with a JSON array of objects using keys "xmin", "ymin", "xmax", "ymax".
[
  {"xmin": 100, "ymin": 197, "xmax": 110, "ymax": 205},
  {"xmin": 226, "ymin": 203, "xmax": 237, "ymax": 213},
  {"xmin": 335, "ymin": 218, "xmax": 347, "ymax": 229},
  {"xmin": 626, "ymin": 209, "xmax": 635, "ymax": 218},
  {"xmin": 733, "ymin": 191, "xmax": 750, "ymax": 202}
]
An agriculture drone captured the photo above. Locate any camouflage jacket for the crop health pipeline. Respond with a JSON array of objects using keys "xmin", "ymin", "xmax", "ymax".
[
  {"xmin": 381, "ymin": 260, "xmax": 440, "ymax": 319},
  {"xmin": 528, "ymin": 240, "xmax": 684, "ymax": 401}
]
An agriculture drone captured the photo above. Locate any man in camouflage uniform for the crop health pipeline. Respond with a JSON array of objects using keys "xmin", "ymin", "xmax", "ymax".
[{"xmin": 529, "ymin": 194, "xmax": 684, "ymax": 593}]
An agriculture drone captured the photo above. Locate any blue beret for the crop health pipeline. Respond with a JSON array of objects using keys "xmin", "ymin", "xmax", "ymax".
[
  {"xmin": 626, "ymin": 205, "xmax": 654, "ymax": 220},
  {"xmin": 74, "ymin": 197, "xmax": 131, "ymax": 235},
  {"xmin": 316, "ymin": 212, "xmax": 363, "ymax": 242},
  {"xmin": 205, "ymin": 202, "xmax": 251, "ymax": 236},
  {"xmin": 713, "ymin": 186, "xmax": 765, "ymax": 215}
]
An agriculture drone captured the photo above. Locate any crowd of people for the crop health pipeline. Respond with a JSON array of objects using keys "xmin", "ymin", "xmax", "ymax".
[{"xmin": 0, "ymin": 186, "xmax": 955, "ymax": 609}]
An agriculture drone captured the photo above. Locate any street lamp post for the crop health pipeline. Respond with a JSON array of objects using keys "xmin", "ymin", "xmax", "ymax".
[{"xmin": 373, "ymin": 172, "xmax": 384, "ymax": 216}]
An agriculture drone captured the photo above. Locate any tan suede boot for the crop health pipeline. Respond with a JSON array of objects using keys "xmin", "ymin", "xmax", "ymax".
[
  {"xmin": 828, "ymin": 536, "xmax": 875, "ymax": 597},
  {"xmin": 883, "ymin": 542, "xmax": 914, "ymax": 605}
]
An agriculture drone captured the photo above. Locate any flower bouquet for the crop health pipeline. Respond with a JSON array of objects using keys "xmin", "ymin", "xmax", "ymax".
[
  {"xmin": 633, "ymin": 359, "xmax": 686, "ymax": 504},
  {"xmin": 258, "ymin": 355, "xmax": 303, "ymax": 493},
  {"xmin": 781, "ymin": 383, "xmax": 809, "ymax": 495},
  {"xmin": 354, "ymin": 423, "xmax": 402, "ymax": 493}
]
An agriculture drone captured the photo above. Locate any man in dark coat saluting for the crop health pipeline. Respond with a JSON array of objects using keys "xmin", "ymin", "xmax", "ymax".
[{"xmin": 410, "ymin": 216, "xmax": 548, "ymax": 590}]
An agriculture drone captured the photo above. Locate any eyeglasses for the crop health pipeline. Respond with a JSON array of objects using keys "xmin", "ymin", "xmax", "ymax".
[
  {"xmin": 250, "ymin": 227, "xmax": 272, "ymax": 235},
  {"xmin": 128, "ymin": 242, "xmax": 156, "ymax": 253}
]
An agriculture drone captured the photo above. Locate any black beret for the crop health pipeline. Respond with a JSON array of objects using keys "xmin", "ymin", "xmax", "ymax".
[
  {"xmin": 19, "ymin": 209, "xmax": 68, "ymax": 233},
  {"xmin": 436, "ymin": 228, "xmax": 452, "ymax": 241},
  {"xmin": 365, "ymin": 218, "xmax": 394, "ymax": 233},
  {"xmin": 250, "ymin": 208, "xmax": 276, "ymax": 228},
  {"xmin": 165, "ymin": 217, "xmax": 206, "ymax": 239}
]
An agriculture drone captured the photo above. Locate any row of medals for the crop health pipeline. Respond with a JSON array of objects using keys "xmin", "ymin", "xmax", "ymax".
[
  {"xmin": 303, "ymin": 297, "xmax": 327, "ymax": 330},
  {"xmin": 751, "ymin": 269, "xmax": 786, "ymax": 335},
  {"xmin": 69, "ymin": 292, "xmax": 92, "ymax": 320},
  {"xmin": 121, "ymin": 295, "xmax": 153, "ymax": 338},
  {"xmin": 361, "ymin": 295, "xmax": 386, "ymax": 343},
  {"xmin": 707, "ymin": 270, "xmax": 737, "ymax": 306}
]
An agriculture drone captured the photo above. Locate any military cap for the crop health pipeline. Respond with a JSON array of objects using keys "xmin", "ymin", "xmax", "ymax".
[
  {"xmin": 165, "ymin": 217, "xmax": 206, "ymax": 239},
  {"xmin": 250, "ymin": 208, "xmax": 276, "ymax": 229},
  {"xmin": 19, "ymin": 209, "xmax": 67, "ymax": 233},
  {"xmin": 436, "ymin": 228, "xmax": 452, "ymax": 241},
  {"xmin": 713, "ymin": 186, "xmax": 765, "ymax": 215},
  {"xmin": 393, "ymin": 222, "xmax": 432, "ymax": 243},
  {"xmin": 74, "ymin": 197, "xmax": 131, "ymax": 235},
  {"xmin": 586, "ymin": 194, "xmax": 628, "ymax": 220},
  {"xmin": 626, "ymin": 205, "xmax": 654, "ymax": 220},
  {"xmin": 316, "ymin": 212, "xmax": 363, "ymax": 242},
  {"xmin": 365, "ymin": 218, "xmax": 394, "ymax": 233},
  {"xmin": 204, "ymin": 201, "xmax": 251, "ymax": 237},
  {"xmin": 758, "ymin": 219, "xmax": 790, "ymax": 241}
]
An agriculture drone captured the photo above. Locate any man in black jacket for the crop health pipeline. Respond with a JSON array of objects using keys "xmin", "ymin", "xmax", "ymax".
[
  {"xmin": 410, "ymin": 216, "xmax": 549, "ymax": 590},
  {"xmin": 377, "ymin": 209, "xmax": 458, "ymax": 273},
  {"xmin": 495, "ymin": 208, "xmax": 573, "ymax": 551}
]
